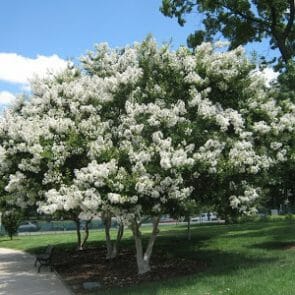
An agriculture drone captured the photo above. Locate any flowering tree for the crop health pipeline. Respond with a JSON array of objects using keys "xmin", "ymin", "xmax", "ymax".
[
  {"xmin": 0, "ymin": 69, "xmax": 107, "ymax": 249},
  {"xmin": 1, "ymin": 37, "xmax": 294, "ymax": 274},
  {"xmin": 75, "ymin": 39, "xmax": 294, "ymax": 273}
]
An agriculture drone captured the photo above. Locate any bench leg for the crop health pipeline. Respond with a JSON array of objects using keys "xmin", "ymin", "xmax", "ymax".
[{"xmin": 38, "ymin": 261, "xmax": 53, "ymax": 273}]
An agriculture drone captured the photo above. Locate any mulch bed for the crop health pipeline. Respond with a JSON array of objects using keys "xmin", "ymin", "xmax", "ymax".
[{"xmin": 53, "ymin": 246, "xmax": 207, "ymax": 294}]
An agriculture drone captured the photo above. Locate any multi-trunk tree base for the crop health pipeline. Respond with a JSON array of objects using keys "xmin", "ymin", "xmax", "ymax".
[{"xmin": 131, "ymin": 216, "xmax": 160, "ymax": 274}]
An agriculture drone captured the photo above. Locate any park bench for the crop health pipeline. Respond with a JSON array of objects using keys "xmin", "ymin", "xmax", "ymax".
[{"xmin": 34, "ymin": 244, "xmax": 54, "ymax": 273}]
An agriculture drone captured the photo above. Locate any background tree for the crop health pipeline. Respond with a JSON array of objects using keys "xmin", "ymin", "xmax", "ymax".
[
  {"xmin": 1, "ymin": 208, "xmax": 22, "ymax": 240},
  {"xmin": 170, "ymin": 199, "xmax": 200, "ymax": 240},
  {"xmin": 160, "ymin": 0, "xmax": 295, "ymax": 67}
]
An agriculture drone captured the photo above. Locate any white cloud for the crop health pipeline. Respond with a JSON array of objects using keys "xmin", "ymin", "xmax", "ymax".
[
  {"xmin": 0, "ymin": 91, "xmax": 16, "ymax": 104},
  {"xmin": 0, "ymin": 53, "xmax": 68, "ymax": 85}
]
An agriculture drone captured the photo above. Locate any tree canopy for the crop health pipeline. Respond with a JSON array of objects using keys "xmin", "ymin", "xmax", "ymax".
[{"xmin": 160, "ymin": 0, "xmax": 295, "ymax": 67}]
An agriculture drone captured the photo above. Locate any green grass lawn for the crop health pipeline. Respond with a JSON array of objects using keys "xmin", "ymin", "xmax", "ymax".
[{"xmin": 1, "ymin": 221, "xmax": 295, "ymax": 295}]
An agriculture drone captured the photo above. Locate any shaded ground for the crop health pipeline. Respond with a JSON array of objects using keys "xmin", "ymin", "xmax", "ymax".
[{"xmin": 53, "ymin": 246, "xmax": 207, "ymax": 294}]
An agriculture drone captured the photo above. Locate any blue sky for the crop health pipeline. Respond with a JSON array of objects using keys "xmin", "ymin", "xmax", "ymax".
[
  {"xmin": 0, "ymin": 0, "xmax": 278, "ymax": 110},
  {"xmin": 1, "ymin": 0, "xmax": 197, "ymax": 57}
]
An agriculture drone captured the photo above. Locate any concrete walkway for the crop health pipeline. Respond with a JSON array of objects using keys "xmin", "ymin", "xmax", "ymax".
[{"xmin": 0, "ymin": 248, "xmax": 72, "ymax": 295}]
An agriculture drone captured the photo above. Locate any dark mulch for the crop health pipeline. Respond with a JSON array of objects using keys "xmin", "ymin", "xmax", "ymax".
[{"xmin": 53, "ymin": 246, "xmax": 207, "ymax": 294}]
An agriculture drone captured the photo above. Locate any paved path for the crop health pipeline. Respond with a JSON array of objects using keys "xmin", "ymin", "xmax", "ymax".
[{"xmin": 0, "ymin": 248, "xmax": 72, "ymax": 295}]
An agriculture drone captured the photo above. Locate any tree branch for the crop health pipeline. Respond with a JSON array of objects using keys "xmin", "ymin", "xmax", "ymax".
[{"xmin": 221, "ymin": 2, "xmax": 271, "ymax": 32}]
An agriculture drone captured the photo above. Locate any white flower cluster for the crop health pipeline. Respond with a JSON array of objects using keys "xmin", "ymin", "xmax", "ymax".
[
  {"xmin": 194, "ymin": 139, "xmax": 225, "ymax": 173},
  {"xmin": 74, "ymin": 160, "xmax": 118, "ymax": 188},
  {"xmin": 190, "ymin": 94, "xmax": 245, "ymax": 134},
  {"xmin": 229, "ymin": 140, "xmax": 273, "ymax": 174},
  {"xmin": 5, "ymin": 171, "xmax": 26, "ymax": 193},
  {"xmin": 230, "ymin": 184, "xmax": 260, "ymax": 214},
  {"xmin": 253, "ymin": 121, "xmax": 271, "ymax": 134}
]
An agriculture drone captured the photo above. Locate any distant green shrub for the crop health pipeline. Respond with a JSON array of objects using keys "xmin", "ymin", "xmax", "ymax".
[
  {"xmin": 2, "ymin": 209, "xmax": 22, "ymax": 240},
  {"xmin": 285, "ymin": 214, "xmax": 294, "ymax": 223}
]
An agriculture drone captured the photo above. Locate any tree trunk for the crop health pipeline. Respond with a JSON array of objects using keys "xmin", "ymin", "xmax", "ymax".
[
  {"xmin": 81, "ymin": 219, "xmax": 92, "ymax": 249},
  {"xmin": 102, "ymin": 214, "xmax": 113, "ymax": 259},
  {"xmin": 110, "ymin": 219, "xmax": 124, "ymax": 258},
  {"xmin": 102, "ymin": 213, "xmax": 124, "ymax": 259},
  {"xmin": 74, "ymin": 219, "xmax": 82, "ymax": 250},
  {"xmin": 266, "ymin": 0, "xmax": 294, "ymax": 65},
  {"xmin": 187, "ymin": 216, "xmax": 191, "ymax": 241},
  {"xmin": 131, "ymin": 216, "xmax": 160, "ymax": 275},
  {"xmin": 133, "ymin": 231, "xmax": 151, "ymax": 274},
  {"xmin": 274, "ymin": 34, "xmax": 292, "ymax": 64}
]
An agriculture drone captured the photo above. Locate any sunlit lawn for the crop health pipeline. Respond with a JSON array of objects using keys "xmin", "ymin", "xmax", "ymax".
[{"xmin": 1, "ymin": 221, "xmax": 295, "ymax": 295}]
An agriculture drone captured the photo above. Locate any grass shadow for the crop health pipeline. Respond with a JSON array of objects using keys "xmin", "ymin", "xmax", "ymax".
[
  {"xmin": 249, "ymin": 241, "xmax": 295, "ymax": 251},
  {"xmin": 0, "ymin": 239, "xmax": 12, "ymax": 243},
  {"xmin": 0, "ymin": 237, "xmax": 23, "ymax": 244},
  {"xmin": 221, "ymin": 222, "xmax": 295, "ymax": 240},
  {"xmin": 100, "ymin": 249, "xmax": 278, "ymax": 295}
]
